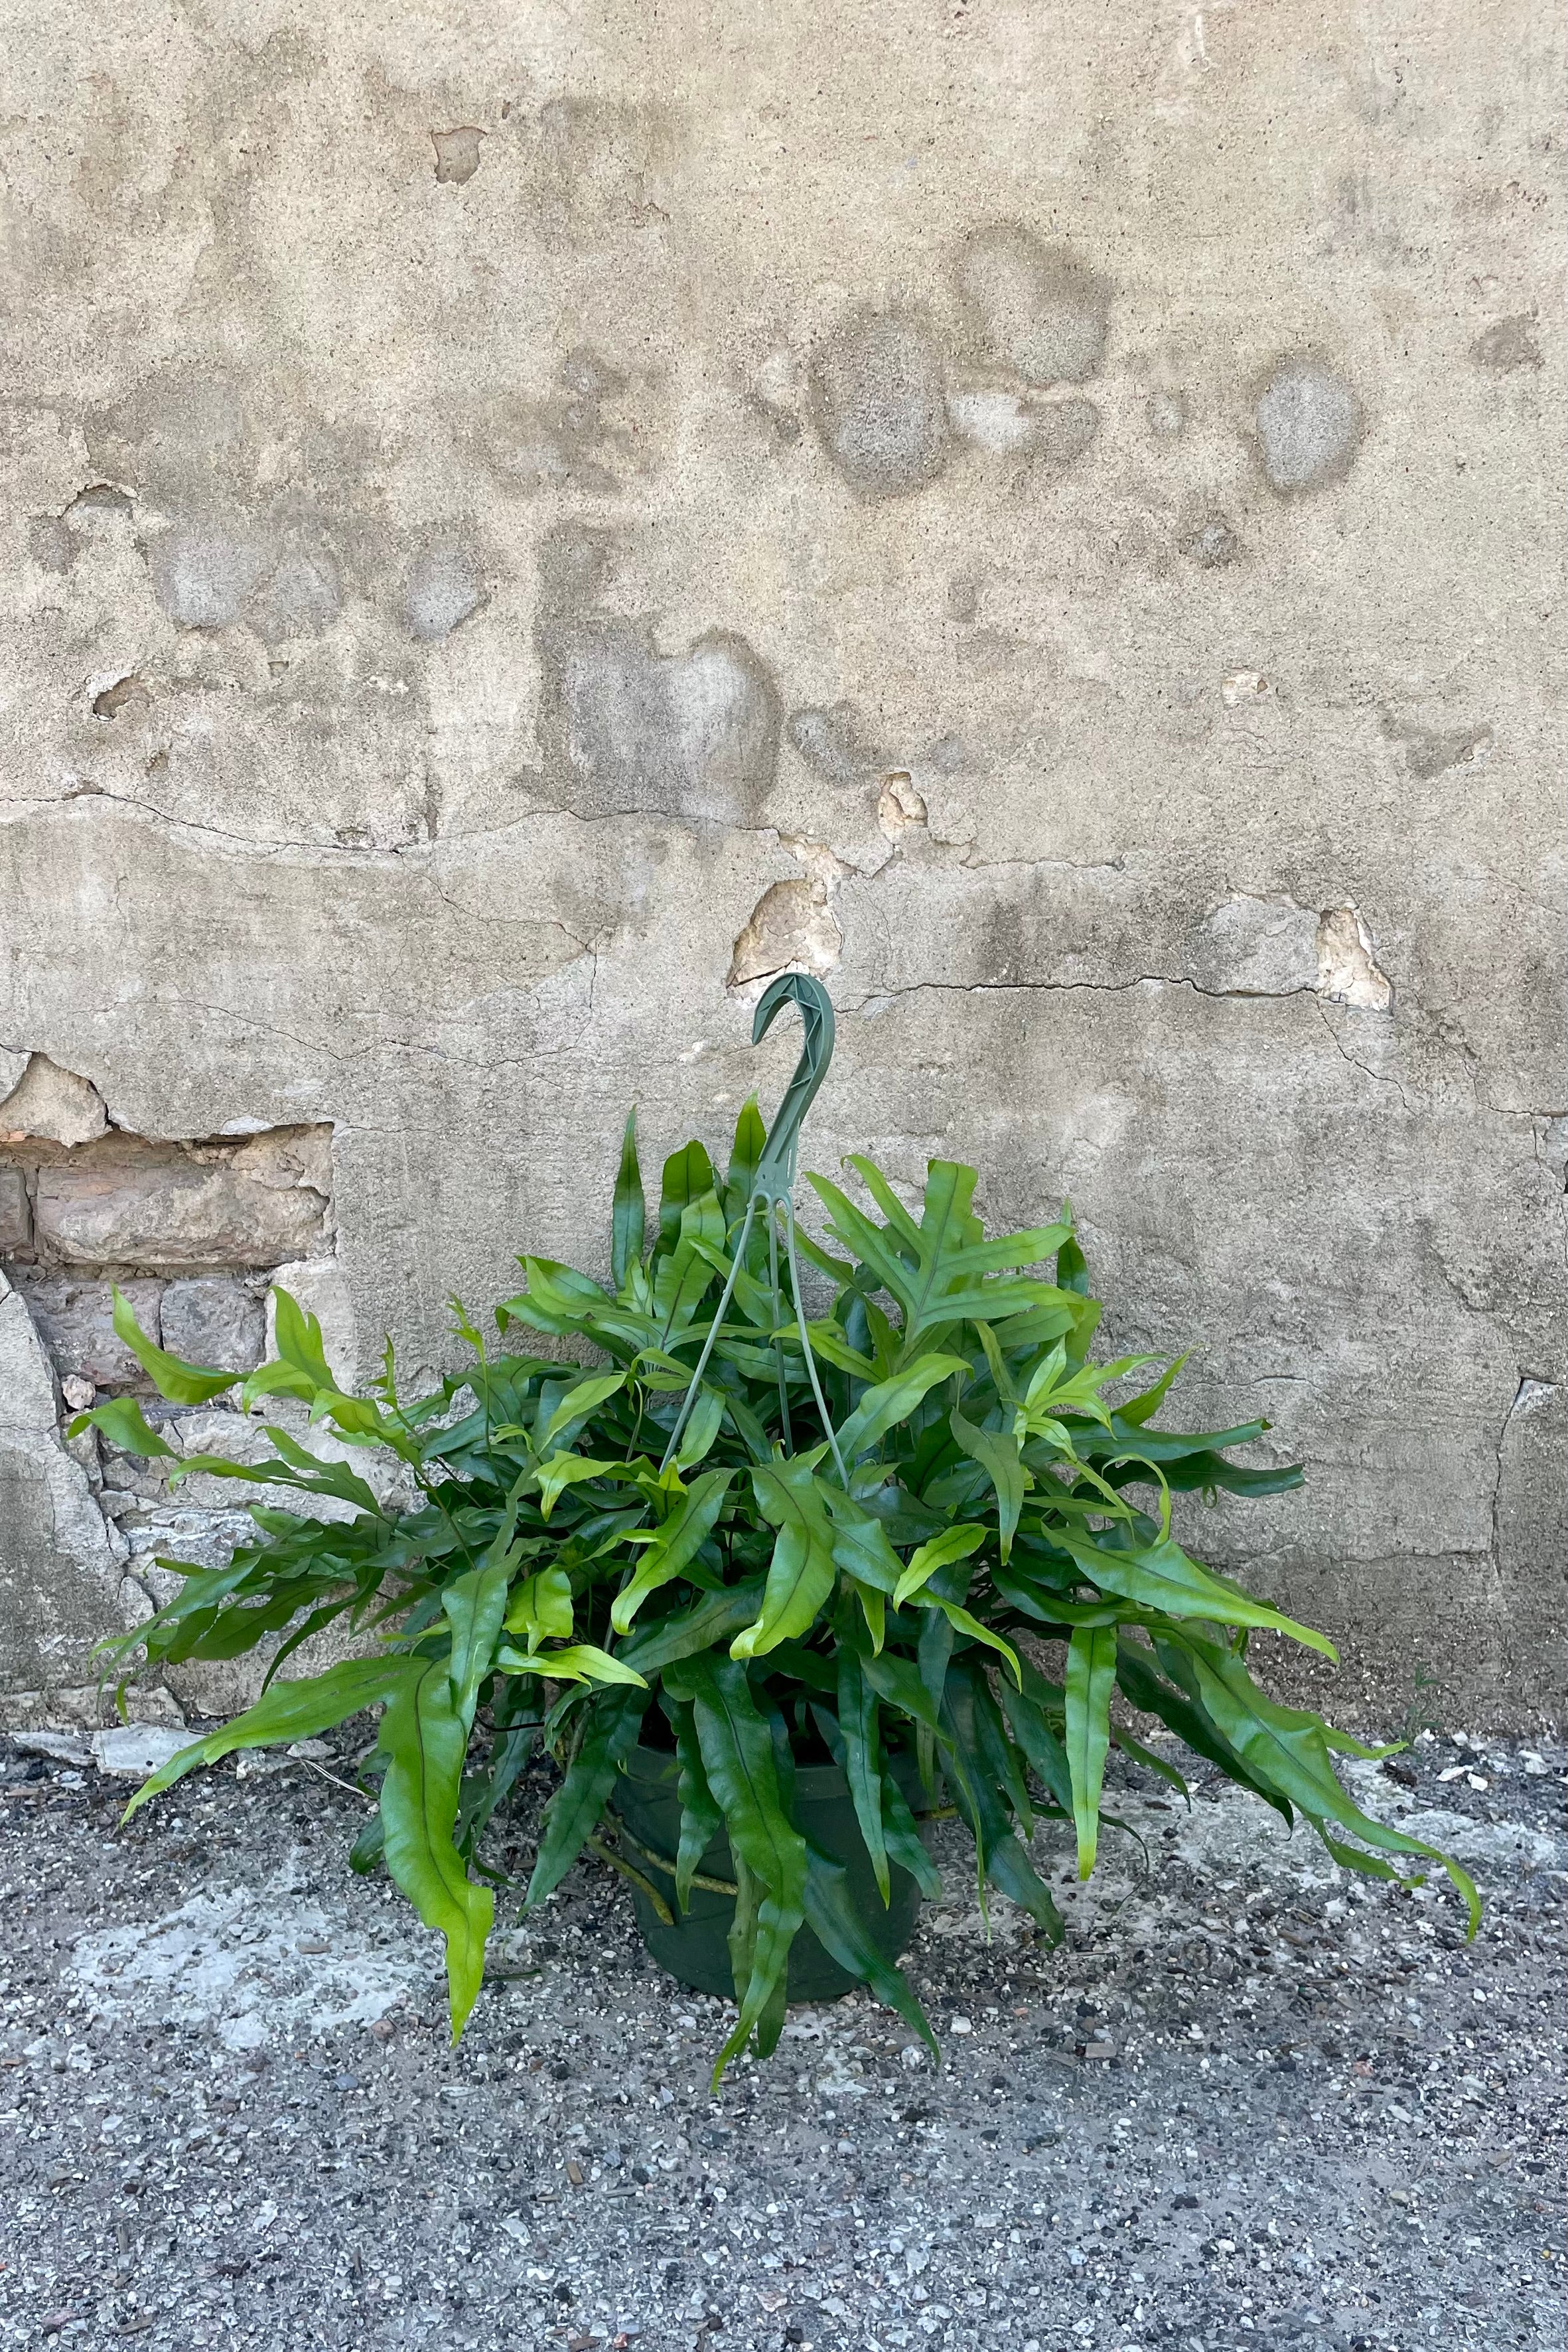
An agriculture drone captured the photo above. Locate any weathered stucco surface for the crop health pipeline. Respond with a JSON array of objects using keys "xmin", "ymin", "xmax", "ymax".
[{"xmin": 0, "ymin": 2, "xmax": 1562, "ymax": 1725}]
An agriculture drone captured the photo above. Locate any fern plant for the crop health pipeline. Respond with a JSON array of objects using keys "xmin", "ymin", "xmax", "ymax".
[{"xmin": 74, "ymin": 1076, "xmax": 1475, "ymax": 2081}]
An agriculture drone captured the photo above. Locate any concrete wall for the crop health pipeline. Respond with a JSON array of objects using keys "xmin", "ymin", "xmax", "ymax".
[{"xmin": 1, "ymin": 1, "xmax": 1562, "ymax": 1726}]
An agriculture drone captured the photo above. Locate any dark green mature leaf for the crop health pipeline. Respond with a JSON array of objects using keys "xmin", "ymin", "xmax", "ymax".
[
  {"xmin": 861, "ymin": 1647, "xmax": 940, "ymax": 1734},
  {"xmin": 612, "ymin": 1109, "xmax": 647, "ymax": 1290},
  {"xmin": 939, "ymin": 1672, "xmax": 1063, "ymax": 1939},
  {"xmin": 802, "ymin": 1838, "xmax": 936, "ymax": 2055},
  {"xmin": 657, "ymin": 1141, "xmax": 717, "ymax": 1255},
  {"xmin": 526, "ymin": 1686, "xmax": 650, "ymax": 1907},
  {"xmin": 670, "ymin": 1701, "xmax": 723, "ymax": 1913},
  {"xmin": 1113, "ymin": 1636, "xmax": 1291, "ymax": 1821},
  {"xmin": 834, "ymin": 1356, "xmax": 969, "ymax": 1464},
  {"xmin": 1055, "ymin": 1227, "xmax": 1089, "ymax": 1296},
  {"xmin": 1065, "ymin": 1625, "xmax": 1116, "ymax": 1878},
  {"xmin": 965, "ymin": 1664, "xmax": 1034, "ymax": 1830},
  {"xmin": 881, "ymin": 1766, "xmax": 944, "ymax": 1899},
  {"xmin": 821, "ymin": 1487, "xmax": 904, "ymax": 1595},
  {"xmin": 618, "ymin": 1579, "xmax": 767, "ymax": 1678},
  {"xmin": 664, "ymin": 1654, "xmax": 807, "ymax": 2081},
  {"xmin": 123, "ymin": 1656, "xmax": 416, "ymax": 1815},
  {"xmin": 378, "ymin": 1660, "xmax": 496, "ymax": 2037},
  {"xmin": 916, "ymin": 1605, "xmax": 955, "ymax": 1720},
  {"xmin": 998, "ymin": 1670, "xmax": 1075, "ymax": 1818},
  {"xmin": 837, "ymin": 1646, "xmax": 890, "ymax": 1902}
]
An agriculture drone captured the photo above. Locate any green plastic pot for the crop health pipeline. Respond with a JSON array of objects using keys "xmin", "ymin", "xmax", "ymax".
[{"xmin": 610, "ymin": 1743, "xmax": 932, "ymax": 2003}]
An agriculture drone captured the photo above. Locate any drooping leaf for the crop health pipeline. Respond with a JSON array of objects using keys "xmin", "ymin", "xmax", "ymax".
[
  {"xmin": 837, "ymin": 1646, "xmax": 890, "ymax": 1903},
  {"xmin": 731, "ymin": 1459, "xmax": 838, "ymax": 1660},
  {"xmin": 821, "ymin": 1487, "xmax": 905, "ymax": 1595},
  {"xmin": 1058, "ymin": 1531, "xmax": 1337, "ymax": 1658},
  {"xmin": 671, "ymin": 1701, "xmax": 723, "ymax": 1913},
  {"xmin": 1173, "ymin": 1633, "xmax": 1480, "ymax": 1931},
  {"xmin": 66, "ymin": 1396, "xmax": 178, "ymax": 1459},
  {"xmin": 802, "ymin": 1837, "xmax": 936, "ymax": 2056},
  {"xmin": 173, "ymin": 1425, "xmax": 384, "ymax": 1518},
  {"xmin": 1065, "ymin": 1624, "xmax": 1116, "ymax": 1879},
  {"xmin": 963, "ymin": 1662, "xmax": 1034, "ymax": 1830},
  {"xmin": 443, "ymin": 1545, "xmax": 516, "ymax": 1729},
  {"xmin": 378, "ymin": 1660, "xmax": 496, "ymax": 2037},
  {"xmin": 939, "ymin": 1668, "xmax": 1063, "ymax": 1939},
  {"xmin": 663, "ymin": 1654, "xmax": 806, "ymax": 2083},
  {"xmin": 916, "ymin": 1604, "xmax": 955, "ymax": 1721},
  {"xmin": 910, "ymin": 1593, "xmax": 1021, "ymax": 1686},
  {"xmin": 997, "ymin": 1671, "xmax": 1075, "ymax": 1817},
  {"xmin": 1113, "ymin": 1635, "xmax": 1293, "ymax": 1823},
  {"xmin": 122, "ymin": 1656, "xmax": 417, "ymax": 1816},
  {"xmin": 860, "ymin": 1646, "xmax": 941, "ymax": 1735},
  {"xmin": 880, "ymin": 1765, "xmax": 944, "ymax": 1899},
  {"xmin": 108, "ymin": 1284, "xmax": 241, "ymax": 1406}
]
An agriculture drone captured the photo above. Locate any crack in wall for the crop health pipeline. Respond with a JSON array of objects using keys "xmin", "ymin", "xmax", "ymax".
[
  {"xmin": 850, "ymin": 973, "xmax": 1323, "ymax": 1007},
  {"xmin": 1490, "ymin": 1371, "xmax": 1559, "ymax": 1579}
]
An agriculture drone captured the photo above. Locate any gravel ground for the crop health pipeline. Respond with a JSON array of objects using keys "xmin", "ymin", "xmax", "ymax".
[{"xmin": 0, "ymin": 1724, "xmax": 1562, "ymax": 2352}]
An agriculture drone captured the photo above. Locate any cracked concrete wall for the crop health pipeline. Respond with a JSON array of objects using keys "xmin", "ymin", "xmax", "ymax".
[{"xmin": 0, "ymin": 1, "xmax": 1562, "ymax": 1726}]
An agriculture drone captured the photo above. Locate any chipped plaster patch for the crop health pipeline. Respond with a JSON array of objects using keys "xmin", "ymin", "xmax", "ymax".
[
  {"xmin": 1317, "ymin": 906, "xmax": 1393, "ymax": 1011},
  {"xmin": 877, "ymin": 772, "xmax": 928, "ymax": 843},
  {"xmin": 727, "ymin": 878, "xmax": 841, "ymax": 988}
]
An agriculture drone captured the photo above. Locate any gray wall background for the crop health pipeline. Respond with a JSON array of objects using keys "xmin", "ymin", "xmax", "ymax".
[{"xmin": 0, "ymin": 1, "xmax": 1562, "ymax": 1727}]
